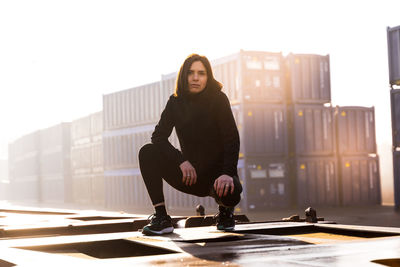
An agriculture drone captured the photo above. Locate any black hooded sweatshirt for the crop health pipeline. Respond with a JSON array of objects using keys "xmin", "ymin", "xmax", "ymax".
[{"xmin": 151, "ymin": 87, "xmax": 240, "ymax": 179}]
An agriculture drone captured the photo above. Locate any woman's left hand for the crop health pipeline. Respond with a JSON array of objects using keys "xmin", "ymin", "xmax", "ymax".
[{"xmin": 214, "ymin": 175, "xmax": 234, "ymax": 197}]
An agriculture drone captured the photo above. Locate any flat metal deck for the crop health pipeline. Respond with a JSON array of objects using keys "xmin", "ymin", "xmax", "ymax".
[{"xmin": 0, "ymin": 207, "xmax": 399, "ymax": 266}]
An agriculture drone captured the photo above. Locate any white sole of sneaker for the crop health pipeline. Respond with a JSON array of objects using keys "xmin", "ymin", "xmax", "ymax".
[{"xmin": 143, "ymin": 226, "xmax": 174, "ymax": 235}]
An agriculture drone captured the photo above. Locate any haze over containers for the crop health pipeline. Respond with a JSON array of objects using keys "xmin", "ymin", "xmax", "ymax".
[
  {"xmin": 286, "ymin": 54, "xmax": 380, "ymax": 208},
  {"xmin": 71, "ymin": 112, "xmax": 104, "ymax": 208},
  {"xmin": 286, "ymin": 54, "xmax": 340, "ymax": 208},
  {"xmin": 7, "ymin": 50, "xmax": 380, "ymax": 212},
  {"xmin": 8, "ymin": 123, "xmax": 71, "ymax": 204}
]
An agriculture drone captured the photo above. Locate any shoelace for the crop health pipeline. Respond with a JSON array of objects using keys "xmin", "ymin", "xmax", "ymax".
[{"xmin": 147, "ymin": 213, "xmax": 161, "ymax": 223}]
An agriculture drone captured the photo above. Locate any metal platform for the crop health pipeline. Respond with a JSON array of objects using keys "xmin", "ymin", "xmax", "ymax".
[{"xmin": 0, "ymin": 206, "xmax": 400, "ymax": 266}]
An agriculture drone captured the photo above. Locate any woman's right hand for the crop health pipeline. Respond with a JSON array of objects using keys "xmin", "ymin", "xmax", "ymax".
[{"xmin": 179, "ymin": 161, "xmax": 197, "ymax": 186}]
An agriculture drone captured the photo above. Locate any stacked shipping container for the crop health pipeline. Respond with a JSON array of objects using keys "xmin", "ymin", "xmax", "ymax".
[
  {"xmin": 8, "ymin": 123, "xmax": 71, "ymax": 204},
  {"xmin": 102, "ymin": 78, "xmax": 216, "ymax": 213},
  {"xmin": 38, "ymin": 123, "xmax": 71, "ymax": 204},
  {"xmin": 388, "ymin": 25, "xmax": 400, "ymax": 210},
  {"xmin": 286, "ymin": 54, "xmax": 340, "ymax": 207},
  {"xmin": 335, "ymin": 106, "xmax": 380, "ymax": 205},
  {"xmin": 214, "ymin": 51, "xmax": 290, "ymax": 211},
  {"xmin": 71, "ymin": 112, "xmax": 104, "ymax": 207},
  {"xmin": 7, "ymin": 49, "xmax": 381, "ymax": 212},
  {"xmin": 8, "ymin": 131, "xmax": 41, "ymax": 203}
]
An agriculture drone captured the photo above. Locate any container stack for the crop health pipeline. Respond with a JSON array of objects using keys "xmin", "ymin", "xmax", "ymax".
[
  {"xmin": 71, "ymin": 111, "xmax": 104, "ymax": 207},
  {"xmin": 102, "ymin": 79, "xmax": 217, "ymax": 213},
  {"xmin": 286, "ymin": 54, "xmax": 340, "ymax": 208},
  {"xmin": 102, "ymin": 82, "xmax": 161, "ymax": 212},
  {"xmin": 387, "ymin": 25, "xmax": 400, "ymax": 210},
  {"xmin": 38, "ymin": 123, "xmax": 71, "ymax": 204},
  {"xmin": 392, "ymin": 90, "xmax": 400, "ymax": 210},
  {"xmin": 335, "ymin": 106, "xmax": 380, "ymax": 205},
  {"xmin": 8, "ymin": 131, "xmax": 41, "ymax": 203},
  {"xmin": 8, "ymin": 124, "xmax": 72, "ymax": 204},
  {"xmin": 7, "ymin": 49, "xmax": 383, "ymax": 211},
  {"xmin": 213, "ymin": 50, "xmax": 290, "ymax": 211}
]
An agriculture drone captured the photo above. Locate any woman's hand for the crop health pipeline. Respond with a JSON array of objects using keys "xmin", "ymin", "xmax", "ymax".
[
  {"xmin": 179, "ymin": 161, "xmax": 197, "ymax": 186},
  {"xmin": 214, "ymin": 174, "xmax": 234, "ymax": 197}
]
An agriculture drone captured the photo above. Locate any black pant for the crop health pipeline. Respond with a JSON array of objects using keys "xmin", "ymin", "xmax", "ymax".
[{"xmin": 138, "ymin": 143, "xmax": 242, "ymax": 208}]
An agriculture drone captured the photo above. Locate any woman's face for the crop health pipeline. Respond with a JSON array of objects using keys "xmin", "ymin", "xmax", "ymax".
[{"xmin": 188, "ymin": 60, "xmax": 208, "ymax": 94}]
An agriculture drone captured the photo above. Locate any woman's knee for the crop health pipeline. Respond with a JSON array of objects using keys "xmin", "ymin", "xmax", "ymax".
[
  {"xmin": 213, "ymin": 176, "xmax": 243, "ymax": 207},
  {"xmin": 220, "ymin": 194, "xmax": 241, "ymax": 207},
  {"xmin": 138, "ymin": 143, "xmax": 157, "ymax": 163}
]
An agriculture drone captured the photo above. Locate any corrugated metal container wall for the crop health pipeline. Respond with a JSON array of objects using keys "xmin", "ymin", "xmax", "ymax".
[
  {"xmin": 104, "ymin": 174, "xmax": 152, "ymax": 211},
  {"xmin": 103, "ymin": 81, "xmax": 174, "ymax": 131},
  {"xmin": 393, "ymin": 151, "xmax": 400, "ymax": 209},
  {"xmin": 164, "ymin": 182, "xmax": 217, "ymax": 212},
  {"xmin": 71, "ymin": 112, "xmax": 104, "ymax": 206},
  {"xmin": 8, "ymin": 131, "xmax": 41, "ymax": 202},
  {"xmin": 243, "ymin": 157, "xmax": 290, "ymax": 210},
  {"xmin": 0, "ymin": 160, "xmax": 8, "ymax": 200},
  {"xmin": 335, "ymin": 106, "xmax": 377, "ymax": 155},
  {"xmin": 10, "ymin": 176, "xmax": 40, "ymax": 202},
  {"xmin": 339, "ymin": 155, "xmax": 381, "ymax": 206},
  {"xmin": 72, "ymin": 174, "xmax": 92, "ymax": 205},
  {"xmin": 391, "ymin": 89, "xmax": 400, "ymax": 148},
  {"xmin": 39, "ymin": 123, "xmax": 71, "ymax": 204},
  {"xmin": 231, "ymin": 104, "xmax": 244, "ymax": 157},
  {"xmin": 92, "ymin": 174, "xmax": 105, "ymax": 206},
  {"xmin": 290, "ymin": 104, "xmax": 336, "ymax": 156},
  {"xmin": 212, "ymin": 53, "xmax": 241, "ymax": 103},
  {"xmin": 8, "ymin": 131, "xmax": 41, "ymax": 179},
  {"xmin": 387, "ymin": 26, "xmax": 400, "ymax": 86},
  {"xmin": 92, "ymin": 142, "xmax": 103, "ymax": 172},
  {"xmin": 286, "ymin": 54, "xmax": 331, "ymax": 104},
  {"xmin": 104, "ymin": 128, "xmax": 152, "ymax": 171},
  {"xmin": 71, "ymin": 145, "xmax": 92, "ymax": 174},
  {"xmin": 241, "ymin": 103, "xmax": 288, "ymax": 157},
  {"xmin": 91, "ymin": 111, "xmax": 103, "ymax": 137},
  {"xmin": 241, "ymin": 51, "xmax": 286, "ymax": 103},
  {"xmin": 71, "ymin": 115, "xmax": 91, "ymax": 146},
  {"xmin": 295, "ymin": 156, "xmax": 339, "ymax": 207}
]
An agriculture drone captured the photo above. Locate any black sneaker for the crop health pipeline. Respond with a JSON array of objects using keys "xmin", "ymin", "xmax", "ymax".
[
  {"xmin": 215, "ymin": 206, "xmax": 235, "ymax": 231},
  {"xmin": 142, "ymin": 214, "xmax": 174, "ymax": 236}
]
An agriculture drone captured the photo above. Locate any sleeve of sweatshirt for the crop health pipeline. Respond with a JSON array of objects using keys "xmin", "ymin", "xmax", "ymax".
[
  {"xmin": 151, "ymin": 96, "xmax": 186, "ymax": 166},
  {"xmin": 217, "ymin": 92, "xmax": 240, "ymax": 177}
]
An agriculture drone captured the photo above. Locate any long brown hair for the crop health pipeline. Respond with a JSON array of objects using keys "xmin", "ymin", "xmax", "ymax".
[{"xmin": 174, "ymin": 54, "xmax": 222, "ymax": 98}]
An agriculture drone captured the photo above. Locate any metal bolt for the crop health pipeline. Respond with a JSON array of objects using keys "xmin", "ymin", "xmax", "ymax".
[{"xmin": 196, "ymin": 205, "xmax": 205, "ymax": 216}]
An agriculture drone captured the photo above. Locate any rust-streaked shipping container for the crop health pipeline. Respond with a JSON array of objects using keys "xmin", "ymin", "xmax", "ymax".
[
  {"xmin": 295, "ymin": 156, "xmax": 339, "ymax": 207},
  {"xmin": 241, "ymin": 157, "xmax": 290, "ymax": 211},
  {"xmin": 335, "ymin": 106, "xmax": 376, "ymax": 155},
  {"xmin": 339, "ymin": 155, "xmax": 381, "ymax": 206},
  {"xmin": 286, "ymin": 54, "xmax": 331, "ymax": 104},
  {"xmin": 289, "ymin": 104, "xmax": 336, "ymax": 156}
]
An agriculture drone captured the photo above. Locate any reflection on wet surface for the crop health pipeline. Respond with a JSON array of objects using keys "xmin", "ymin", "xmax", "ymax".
[{"xmin": 1, "ymin": 207, "xmax": 400, "ymax": 266}]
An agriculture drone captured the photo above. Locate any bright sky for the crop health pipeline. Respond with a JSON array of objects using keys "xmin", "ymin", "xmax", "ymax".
[{"xmin": 0, "ymin": 0, "xmax": 399, "ymax": 202}]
